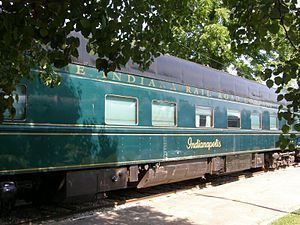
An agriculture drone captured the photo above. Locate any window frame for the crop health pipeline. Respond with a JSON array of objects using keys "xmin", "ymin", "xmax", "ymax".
[
  {"xmin": 3, "ymin": 84, "xmax": 27, "ymax": 122},
  {"xmin": 195, "ymin": 106, "xmax": 214, "ymax": 128},
  {"xmin": 227, "ymin": 109, "xmax": 241, "ymax": 129},
  {"xmin": 104, "ymin": 94, "xmax": 139, "ymax": 126},
  {"xmin": 151, "ymin": 100, "xmax": 177, "ymax": 127},
  {"xmin": 269, "ymin": 113, "xmax": 278, "ymax": 130},
  {"xmin": 250, "ymin": 112, "xmax": 262, "ymax": 130}
]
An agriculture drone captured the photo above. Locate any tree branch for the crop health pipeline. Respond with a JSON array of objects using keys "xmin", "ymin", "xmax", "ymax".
[{"xmin": 276, "ymin": 0, "xmax": 299, "ymax": 52}]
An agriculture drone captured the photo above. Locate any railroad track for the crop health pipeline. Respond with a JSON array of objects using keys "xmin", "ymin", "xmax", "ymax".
[{"xmin": 0, "ymin": 166, "xmax": 295, "ymax": 225}]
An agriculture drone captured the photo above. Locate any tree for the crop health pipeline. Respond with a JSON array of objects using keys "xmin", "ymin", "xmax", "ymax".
[
  {"xmin": 169, "ymin": 0, "xmax": 299, "ymax": 148},
  {"xmin": 167, "ymin": 0, "xmax": 233, "ymax": 70},
  {"xmin": 0, "ymin": 0, "xmax": 188, "ymax": 120},
  {"xmin": 223, "ymin": 0, "xmax": 300, "ymax": 149}
]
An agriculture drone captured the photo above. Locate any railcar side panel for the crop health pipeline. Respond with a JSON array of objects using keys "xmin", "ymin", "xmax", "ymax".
[{"xmin": 0, "ymin": 65, "xmax": 286, "ymax": 175}]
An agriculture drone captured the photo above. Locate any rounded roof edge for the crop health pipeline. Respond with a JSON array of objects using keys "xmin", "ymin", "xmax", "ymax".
[
  {"xmin": 71, "ymin": 32, "xmax": 279, "ymax": 105},
  {"xmin": 119, "ymin": 55, "xmax": 279, "ymax": 104}
]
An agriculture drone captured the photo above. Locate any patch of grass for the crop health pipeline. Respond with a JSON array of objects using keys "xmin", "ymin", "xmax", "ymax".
[{"xmin": 271, "ymin": 209, "xmax": 300, "ymax": 225}]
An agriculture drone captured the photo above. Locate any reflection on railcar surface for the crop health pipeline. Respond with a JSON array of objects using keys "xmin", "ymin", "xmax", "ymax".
[{"xmin": 3, "ymin": 85, "xmax": 26, "ymax": 121}]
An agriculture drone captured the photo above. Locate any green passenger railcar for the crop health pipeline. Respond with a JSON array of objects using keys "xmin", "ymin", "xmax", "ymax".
[{"xmin": 0, "ymin": 54, "xmax": 298, "ymax": 205}]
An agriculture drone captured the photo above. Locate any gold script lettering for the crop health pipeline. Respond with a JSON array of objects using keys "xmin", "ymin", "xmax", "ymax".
[{"xmin": 186, "ymin": 137, "xmax": 222, "ymax": 150}]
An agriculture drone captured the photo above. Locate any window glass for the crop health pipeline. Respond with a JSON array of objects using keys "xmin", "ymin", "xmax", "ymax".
[
  {"xmin": 251, "ymin": 113, "xmax": 261, "ymax": 129},
  {"xmin": 152, "ymin": 101, "xmax": 176, "ymax": 126},
  {"xmin": 227, "ymin": 109, "xmax": 241, "ymax": 128},
  {"xmin": 3, "ymin": 85, "xmax": 26, "ymax": 121},
  {"xmin": 270, "ymin": 114, "xmax": 278, "ymax": 130},
  {"xmin": 105, "ymin": 95, "xmax": 137, "ymax": 125},
  {"xmin": 196, "ymin": 106, "xmax": 213, "ymax": 127}
]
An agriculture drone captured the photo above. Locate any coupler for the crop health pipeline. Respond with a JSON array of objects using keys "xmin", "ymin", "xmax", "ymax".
[{"xmin": 0, "ymin": 182, "xmax": 17, "ymax": 213}]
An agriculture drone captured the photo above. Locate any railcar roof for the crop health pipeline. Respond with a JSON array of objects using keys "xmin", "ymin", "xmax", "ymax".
[{"xmin": 72, "ymin": 32, "xmax": 278, "ymax": 104}]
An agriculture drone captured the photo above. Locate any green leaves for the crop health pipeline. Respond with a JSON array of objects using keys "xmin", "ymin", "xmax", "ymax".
[
  {"xmin": 295, "ymin": 124, "xmax": 300, "ymax": 132},
  {"xmin": 263, "ymin": 69, "xmax": 272, "ymax": 80},
  {"xmin": 0, "ymin": 0, "xmax": 188, "ymax": 121},
  {"xmin": 274, "ymin": 76, "xmax": 282, "ymax": 85},
  {"xmin": 39, "ymin": 28, "xmax": 48, "ymax": 37},
  {"xmin": 269, "ymin": 21, "xmax": 280, "ymax": 34},
  {"xmin": 96, "ymin": 58, "xmax": 108, "ymax": 72},
  {"xmin": 266, "ymin": 79, "xmax": 274, "ymax": 88},
  {"xmin": 282, "ymin": 124, "xmax": 290, "ymax": 134},
  {"xmin": 168, "ymin": 0, "xmax": 233, "ymax": 70},
  {"xmin": 224, "ymin": 0, "xmax": 300, "ymax": 150},
  {"xmin": 80, "ymin": 18, "xmax": 90, "ymax": 29},
  {"xmin": 277, "ymin": 94, "xmax": 284, "ymax": 101}
]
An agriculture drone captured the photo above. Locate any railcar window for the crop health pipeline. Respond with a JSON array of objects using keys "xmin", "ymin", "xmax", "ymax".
[
  {"xmin": 3, "ymin": 85, "xmax": 26, "ymax": 121},
  {"xmin": 227, "ymin": 109, "xmax": 241, "ymax": 128},
  {"xmin": 195, "ymin": 106, "xmax": 213, "ymax": 128},
  {"xmin": 152, "ymin": 101, "xmax": 176, "ymax": 126},
  {"xmin": 251, "ymin": 113, "xmax": 261, "ymax": 129},
  {"xmin": 270, "ymin": 114, "xmax": 278, "ymax": 130},
  {"xmin": 105, "ymin": 95, "xmax": 138, "ymax": 125}
]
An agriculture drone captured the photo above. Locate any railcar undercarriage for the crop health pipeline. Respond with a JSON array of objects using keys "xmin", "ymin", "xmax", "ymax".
[{"xmin": 0, "ymin": 150, "xmax": 299, "ymax": 213}]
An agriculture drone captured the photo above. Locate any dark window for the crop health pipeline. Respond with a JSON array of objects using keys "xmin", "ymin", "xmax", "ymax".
[
  {"xmin": 227, "ymin": 109, "xmax": 241, "ymax": 128},
  {"xmin": 195, "ymin": 106, "xmax": 213, "ymax": 128}
]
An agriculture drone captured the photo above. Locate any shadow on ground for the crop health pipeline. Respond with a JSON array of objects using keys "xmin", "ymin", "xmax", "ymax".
[
  {"xmin": 194, "ymin": 193, "xmax": 300, "ymax": 216},
  {"xmin": 60, "ymin": 205, "xmax": 196, "ymax": 225}
]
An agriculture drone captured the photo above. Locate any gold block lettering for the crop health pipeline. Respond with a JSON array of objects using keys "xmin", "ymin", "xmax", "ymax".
[
  {"xmin": 206, "ymin": 90, "xmax": 211, "ymax": 97},
  {"xmin": 186, "ymin": 86, "xmax": 192, "ymax": 94},
  {"xmin": 76, "ymin": 65, "xmax": 85, "ymax": 76},
  {"xmin": 148, "ymin": 79, "xmax": 156, "ymax": 87},
  {"xmin": 127, "ymin": 75, "xmax": 136, "ymax": 83},
  {"xmin": 100, "ymin": 71, "xmax": 107, "ymax": 78},
  {"xmin": 170, "ymin": 83, "xmax": 177, "ymax": 91},
  {"xmin": 159, "ymin": 82, "xmax": 166, "ymax": 89},
  {"xmin": 140, "ymin": 77, "xmax": 144, "ymax": 85},
  {"xmin": 112, "ymin": 72, "xmax": 121, "ymax": 81},
  {"xmin": 193, "ymin": 88, "xmax": 199, "ymax": 95}
]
